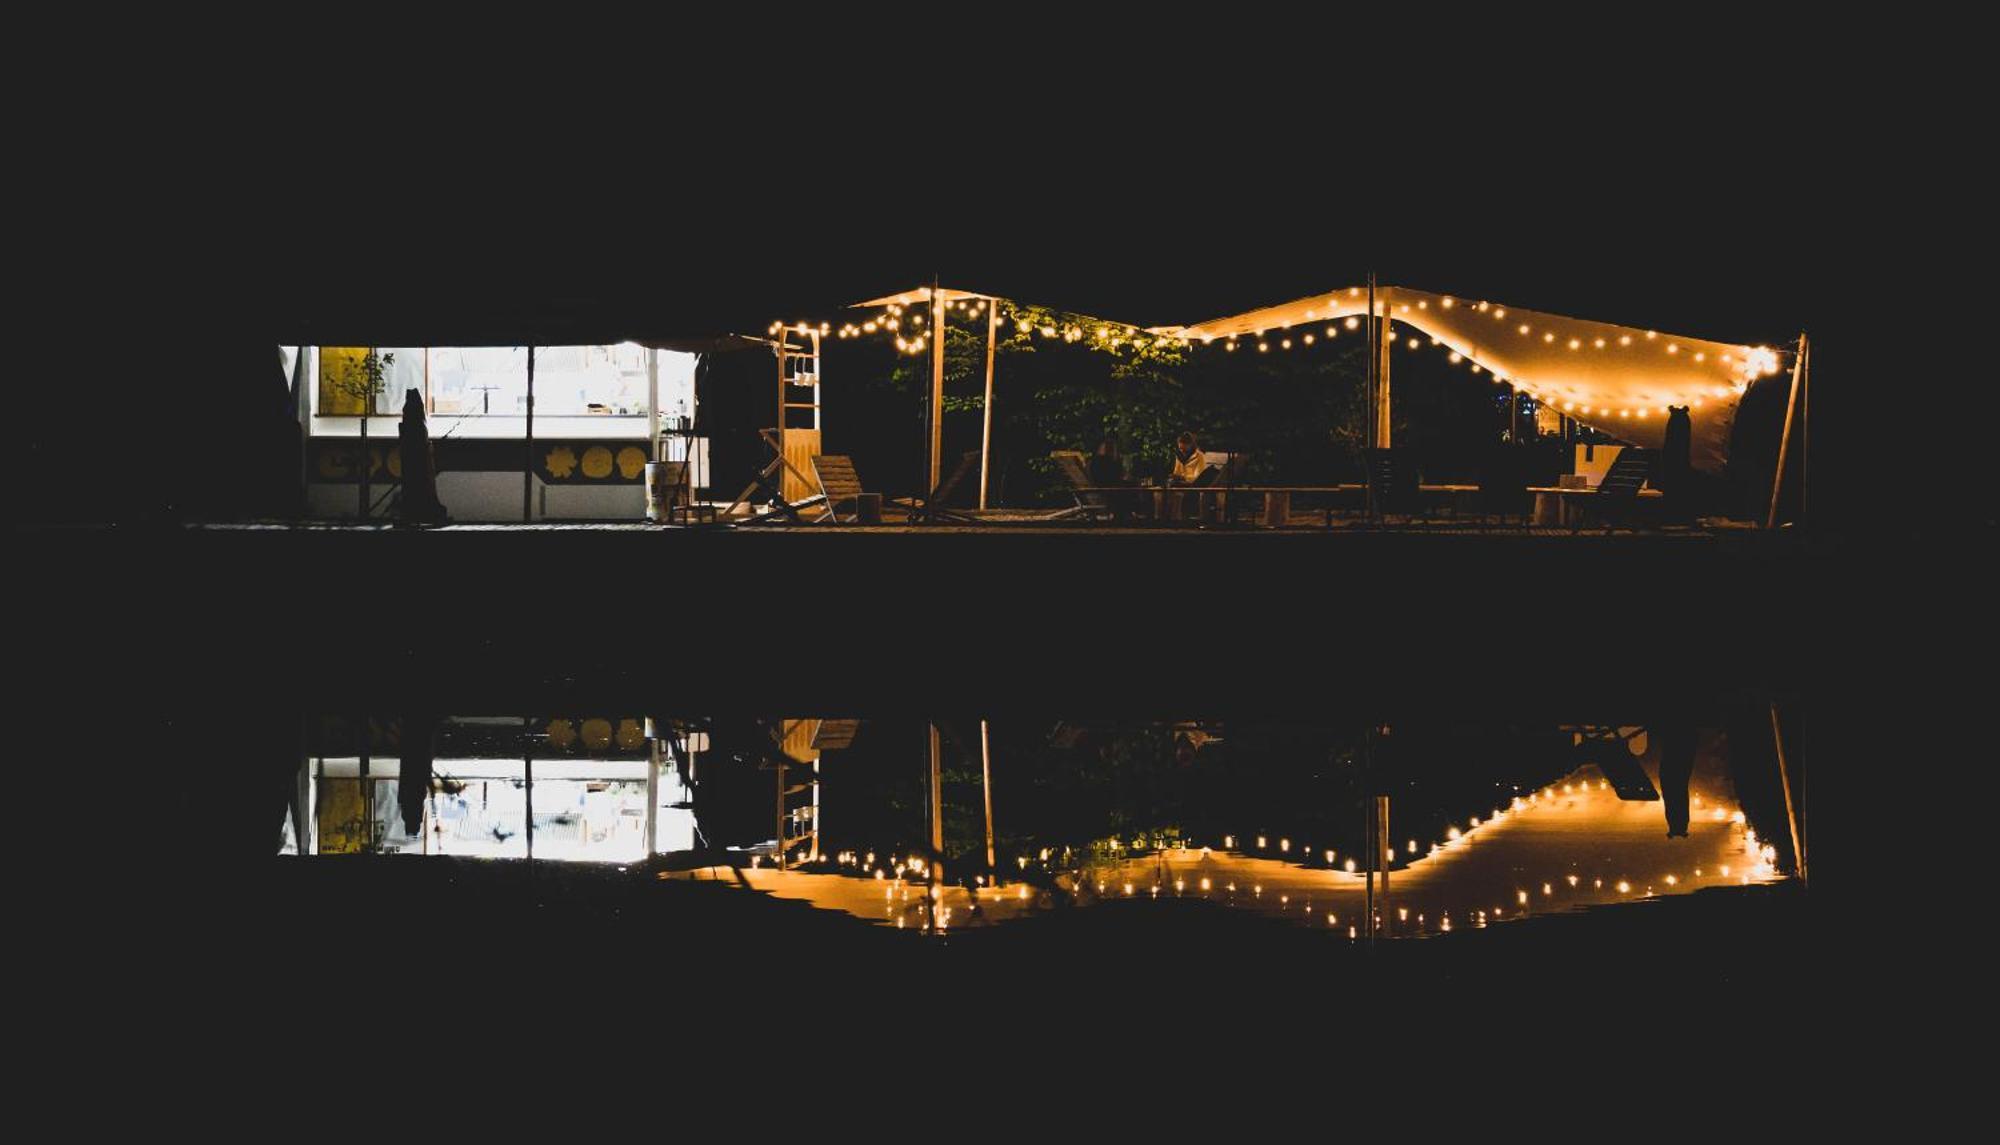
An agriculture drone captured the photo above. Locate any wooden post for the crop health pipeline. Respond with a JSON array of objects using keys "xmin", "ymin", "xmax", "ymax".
[
  {"xmin": 291, "ymin": 348, "xmax": 309, "ymax": 513},
  {"xmin": 646, "ymin": 347, "xmax": 660, "ymax": 462},
  {"xmin": 929, "ymin": 286, "xmax": 946, "ymax": 494},
  {"xmin": 979, "ymin": 303, "xmax": 998, "ymax": 510},
  {"xmin": 1375, "ymin": 304, "xmax": 1393, "ymax": 449},
  {"xmin": 1365, "ymin": 277, "xmax": 1377, "ymax": 448},
  {"xmin": 1765, "ymin": 333, "xmax": 1807, "ymax": 529},
  {"xmin": 1770, "ymin": 701, "xmax": 1806, "ymax": 885},
  {"xmin": 523, "ymin": 346, "xmax": 536, "ymax": 523},
  {"xmin": 980, "ymin": 719, "xmax": 995, "ymax": 874}
]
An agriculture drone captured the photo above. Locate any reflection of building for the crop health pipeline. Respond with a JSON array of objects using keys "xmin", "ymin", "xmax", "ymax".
[
  {"xmin": 285, "ymin": 716, "xmax": 695, "ymax": 861},
  {"xmin": 286, "ymin": 343, "xmax": 703, "ymax": 521}
]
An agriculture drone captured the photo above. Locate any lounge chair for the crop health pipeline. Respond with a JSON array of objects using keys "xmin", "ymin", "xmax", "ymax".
[
  {"xmin": 1584, "ymin": 449, "xmax": 1654, "ymax": 531},
  {"xmin": 1048, "ymin": 450, "xmax": 1123, "ymax": 522},
  {"xmin": 905, "ymin": 449, "xmax": 983, "ymax": 523}
]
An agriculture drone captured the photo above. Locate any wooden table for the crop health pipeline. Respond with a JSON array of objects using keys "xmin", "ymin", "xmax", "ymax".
[{"xmin": 1526, "ymin": 485, "xmax": 1663, "ymax": 527}]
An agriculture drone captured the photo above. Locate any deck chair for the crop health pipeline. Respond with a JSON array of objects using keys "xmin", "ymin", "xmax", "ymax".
[
  {"xmin": 1584, "ymin": 449, "xmax": 1654, "ymax": 531},
  {"xmin": 904, "ymin": 449, "xmax": 983, "ymax": 523},
  {"xmin": 1047, "ymin": 450, "xmax": 1121, "ymax": 521},
  {"xmin": 809, "ymin": 455, "xmax": 872, "ymax": 522}
]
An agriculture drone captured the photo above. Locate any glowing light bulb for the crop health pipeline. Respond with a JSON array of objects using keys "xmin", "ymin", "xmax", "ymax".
[
  {"xmin": 1345, "ymin": 317, "xmax": 1360, "ymax": 330},
  {"xmin": 1343, "ymin": 859, "xmax": 1356, "ymax": 873},
  {"xmin": 1568, "ymin": 338, "xmax": 1581, "ymax": 350},
  {"xmin": 1544, "ymin": 332, "xmax": 1556, "ymax": 343},
  {"xmin": 1616, "ymin": 881, "xmax": 1631, "ymax": 894},
  {"xmin": 1619, "ymin": 334, "xmax": 1631, "ymax": 345},
  {"xmin": 1518, "ymin": 324, "xmax": 1531, "ymax": 335}
]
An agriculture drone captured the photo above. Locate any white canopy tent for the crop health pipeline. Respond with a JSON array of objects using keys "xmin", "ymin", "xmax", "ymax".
[{"xmin": 1161, "ymin": 284, "xmax": 1787, "ymax": 475}]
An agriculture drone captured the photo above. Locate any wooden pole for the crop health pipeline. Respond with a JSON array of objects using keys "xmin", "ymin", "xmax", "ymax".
[
  {"xmin": 1764, "ymin": 333, "xmax": 1807, "ymax": 529},
  {"xmin": 979, "ymin": 303, "xmax": 998, "ymax": 510},
  {"xmin": 1769, "ymin": 701, "xmax": 1806, "ymax": 885},
  {"xmin": 1375, "ymin": 303, "xmax": 1393, "ymax": 450},
  {"xmin": 980, "ymin": 719, "xmax": 995, "ymax": 874},
  {"xmin": 646, "ymin": 347, "xmax": 661, "ymax": 462},
  {"xmin": 1365, "ymin": 276, "xmax": 1377, "ymax": 448},
  {"xmin": 291, "ymin": 348, "xmax": 308, "ymax": 514},
  {"xmin": 929, "ymin": 285, "xmax": 946, "ymax": 494},
  {"xmin": 523, "ymin": 346, "xmax": 536, "ymax": 523},
  {"xmin": 1799, "ymin": 339, "xmax": 1811, "ymax": 524}
]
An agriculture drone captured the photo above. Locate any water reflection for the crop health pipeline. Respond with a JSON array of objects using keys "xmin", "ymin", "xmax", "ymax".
[{"xmin": 277, "ymin": 710, "xmax": 1802, "ymax": 943}]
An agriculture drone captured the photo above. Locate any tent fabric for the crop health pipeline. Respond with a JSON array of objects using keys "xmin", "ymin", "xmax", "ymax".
[
  {"xmin": 1162, "ymin": 285, "xmax": 1783, "ymax": 474},
  {"xmin": 854, "ymin": 286, "xmax": 999, "ymax": 308}
]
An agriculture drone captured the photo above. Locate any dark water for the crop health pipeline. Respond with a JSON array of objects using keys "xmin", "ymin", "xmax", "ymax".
[{"xmin": 273, "ymin": 711, "xmax": 1801, "ymax": 944}]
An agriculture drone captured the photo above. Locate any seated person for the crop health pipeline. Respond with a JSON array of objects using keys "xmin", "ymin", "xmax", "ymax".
[
  {"xmin": 1168, "ymin": 432, "xmax": 1217, "ymax": 521},
  {"xmin": 1170, "ymin": 432, "xmax": 1217, "ymax": 487},
  {"xmin": 1087, "ymin": 436, "xmax": 1125, "ymax": 487},
  {"xmin": 1087, "ymin": 436, "xmax": 1137, "ymax": 521}
]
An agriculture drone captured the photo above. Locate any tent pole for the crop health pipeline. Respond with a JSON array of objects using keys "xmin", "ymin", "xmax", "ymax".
[
  {"xmin": 929, "ymin": 282, "xmax": 946, "ymax": 495},
  {"xmin": 1769, "ymin": 700, "xmax": 1806, "ymax": 885},
  {"xmin": 1376, "ymin": 299, "xmax": 1393, "ymax": 450},
  {"xmin": 1365, "ymin": 275, "xmax": 1376, "ymax": 448},
  {"xmin": 523, "ymin": 346, "xmax": 536, "ymax": 523},
  {"xmin": 979, "ymin": 302, "xmax": 997, "ymax": 510},
  {"xmin": 1764, "ymin": 333, "xmax": 1806, "ymax": 529},
  {"xmin": 1800, "ymin": 338, "xmax": 1811, "ymax": 525}
]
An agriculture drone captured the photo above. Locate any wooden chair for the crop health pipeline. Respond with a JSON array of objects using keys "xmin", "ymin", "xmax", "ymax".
[
  {"xmin": 810, "ymin": 455, "xmax": 867, "ymax": 523},
  {"xmin": 1585, "ymin": 449, "xmax": 1654, "ymax": 531},
  {"xmin": 1048, "ymin": 451, "xmax": 1120, "ymax": 521}
]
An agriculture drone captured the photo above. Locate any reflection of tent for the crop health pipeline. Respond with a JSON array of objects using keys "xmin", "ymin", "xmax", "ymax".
[{"xmin": 1162, "ymin": 285, "xmax": 1787, "ymax": 474}]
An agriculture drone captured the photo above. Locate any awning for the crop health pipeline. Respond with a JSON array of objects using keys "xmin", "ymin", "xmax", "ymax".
[{"xmin": 1164, "ymin": 285, "xmax": 1784, "ymax": 473}]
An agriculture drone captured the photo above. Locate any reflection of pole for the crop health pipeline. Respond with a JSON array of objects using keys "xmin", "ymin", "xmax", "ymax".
[
  {"xmin": 928, "ymin": 722, "xmax": 943, "ymax": 856},
  {"xmin": 1769, "ymin": 701, "xmax": 1806, "ymax": 884},
  {"xmin": 1765, "ymin": 333, "xmax": 1807, "ymax": 529},
  {"xmin": 980, "ymin": 720, "xmax": 995, "ymax": 874},
  {"xmin": 645, "ymin": 736, "xmax": 660, "ymax": 857},
  {"xmin": 1377, "ymin": 795, "xmax": 1391, "ymax": 937},
  {"xmin": 523, "ymin": 347, "xmax": 537, "ymax": 523},
  {"xmin": 523, "ymin": 719, "xmax": 533, "ymax": 864}
]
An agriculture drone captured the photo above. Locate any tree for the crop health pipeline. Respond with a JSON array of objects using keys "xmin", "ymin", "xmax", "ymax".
[{"xmin": 330, "ymin": 349, "xmax": 394, "ymax": 518}]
